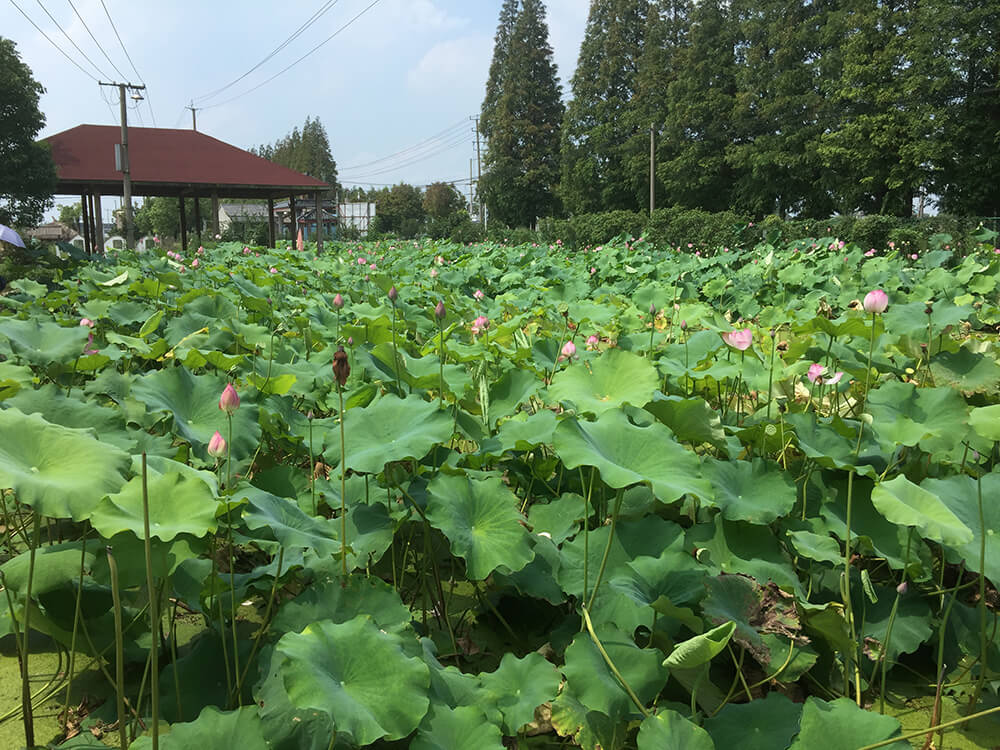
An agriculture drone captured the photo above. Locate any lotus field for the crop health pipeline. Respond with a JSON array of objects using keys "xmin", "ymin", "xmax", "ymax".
[{"xmin": 1, "ymin": 231, "xmax": 1000, "ymax": 750}]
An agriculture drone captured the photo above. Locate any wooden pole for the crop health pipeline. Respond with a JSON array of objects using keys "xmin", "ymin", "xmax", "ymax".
[
  {"xmin": 178, "ymin": 196, "xmax": 187, "ymax": 253},
  {"xmin": 315, "ymin": 191, "xmax": 323, "ymax": 253},
  {"xmin": 94, "ymin": 192, "xmax": 105, "ymax": 251},
  {"xmin": 88, "ymin": 194, "xmax": 99, "ymax": 253},
  {"xmin": 267, "ymin": 198, "xmax": 275, "ymax": 248},
  {"xmin": 81, "ymin": 193, "xmax": 92, "ymax": 254},
  {"xmin": 211, "ymin": 191, "xmax": 220, "ymax": 239},
  {"xmin": 193, "ymin": 196, "xmax": 202, "ymax": 246},
  {"xmin": 289, "ymin": 195, "xmax": 296, "ymax": 243}
]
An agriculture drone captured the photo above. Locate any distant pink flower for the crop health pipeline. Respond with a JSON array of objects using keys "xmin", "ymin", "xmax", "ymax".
[
  {"xmin": 586, "ymin": 335, "xmax": 599, "ymax": 349},
  {"xmin": 207, "ymin": 430, "xmax": 227, "ymax": 458},
  {"xmin": 824, "ymin": 371, "xmax": 844, "ymax": 385},
  {"xmin": 333, "ymin": 293, "xmax": 344, "ymax": 309},
  {"xmin": 269, "ymin": 267, "xmax": 278, "ymax": 274},
  {"xmin": 79, "ymin": 318, "xmax": 94, "ymax": 328},
  {"xmin": 197, "ymin": 247, "xmax": 204, "ymax": 255},
  {"xmin": 560, "ymin": 341, "xmax": 577, "ymax": 360},
  {"xmin": 219, "ymin": 383, "xmax": 240, "ymax": 414},
  {"xmin": 807, "ymin": 363, "xmax": 825, "ymax": 383},
  {"xmin": 473, "ymin": 289, "xmax": 485, "ymax": 301},
  {"xmin": 471, "ymin": 315, "xmax": 489, "ymax": 336},
  {"xmin": 910, "ymin": 253, "xmax": 918, "ymax": 260},
  {"xmin": 191, "ymin": 258, "xmax": 199, "ymax": 268},
  {"xmin": 865, "ymin": 249, "xmax": 875, "ymax": 257},
  {"xmin": 863, "ymin": 289, "xmax": 889, "ymax": 314},
  {"xmin": 429, "ymin": 268, "xmax": 438, "ymax": 278},
  {"xmin": 435, "ymin": 255, "xmax": 444, "ymax": 265},
  {"xmin": 243, "ymin": 247, "xmax": 250, "ymax": 254},
  {"xmin": 723, "ymin": 329, "xmax": 753, "ymax": 351},
  {"xmin": 369, "ymin": 263, "xmax": 376, "ymax": 271},
  {"xmin": 358, "ymin": 257, "xmax": 367, "ymax": 265},
  {"xmin": 590, "ymin": 267, "xmax": 596, "ymax": 274}
]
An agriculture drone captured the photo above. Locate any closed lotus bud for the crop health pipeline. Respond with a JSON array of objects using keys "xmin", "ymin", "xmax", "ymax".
[
  {"xmin": 333, "ymin": 345, "xmax": 350, "ymax": 386},
  {"xmin": 649, "ymin": 302, "xmax": 657, "ymax": 315},
  {"xmin": 896, "ymin": 581, "xmax": 908, "ymax": 596},
  {"xmin": 307, "ymin": 410, "xmax": 315, "ymax": 421},
  {"xmin": 333, "ymin": 293, "xmax": 344, "ymax": 309},
  {"xmin": 388, "ymin": 285, "xmax": 398, "ymax": 303},
  {"xmin": 219, "ymin": 383, "xmax": 240, "ymax": 414},
  {"xmin": 680, "ymin": 320, "xmax": 687, "ymax": 330},
  {"xmin": 207, "ymin": 430, "xmax": 227, "ymax": 458},
  {"xmin": 862, "ymin": 289, "xmax": 889, "ymax": 314},
  {"xmin": 435, "ymin": 300, "xmax": 446, "ymax": 320},
  {"xmin": 347, "ymin": 337, "xmax": 354, "ymax": 346}
]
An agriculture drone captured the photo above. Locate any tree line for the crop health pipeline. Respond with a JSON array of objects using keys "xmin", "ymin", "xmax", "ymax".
[{"xmin": 481, "ymin": 0, "xmax": 999, "ymax": 228}]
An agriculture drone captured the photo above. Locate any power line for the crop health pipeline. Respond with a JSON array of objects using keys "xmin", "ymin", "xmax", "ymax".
[
  {"xmin": 99, "ymin": 0, "xmax": 156, "ymax": 126},
  {"xmin": 192, "ymin": 0, "xmax": 342, "ymax": 105},
  {"xmin": 8, "ymin": 0, "xmax": 99, "ymax": 81},
  {"xmin": 339, "ymin": 119, "xmax": 468, "ymax": 171},
  {"xmin": 66, "ymin": 0, "xmax": 127, "ymax": 80},
  {"xmin": 200, "ymin": 0, "xmax": 384, "ymax": 111},
  {"xmin": 33, "ymin": 0, "xmax": 111, "ymax": 79},
  {"xmin": 340, "ymin": 133, "xmax": 475, "ymax": 180}
]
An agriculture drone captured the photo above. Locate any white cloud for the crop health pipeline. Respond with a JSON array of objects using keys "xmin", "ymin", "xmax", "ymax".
[{"xmin": 406, "ymin": 34, "xmax": 491, "ymax": 94}]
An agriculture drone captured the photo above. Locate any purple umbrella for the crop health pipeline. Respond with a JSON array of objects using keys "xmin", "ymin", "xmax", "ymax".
[{"xmin": 0, "ymin": 224, "xmax": 26, "ymax": 248}]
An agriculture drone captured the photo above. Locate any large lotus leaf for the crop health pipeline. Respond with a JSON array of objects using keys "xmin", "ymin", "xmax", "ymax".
[
  {"xmin": 239, "ymin": 486, "xmax": 341, "ymax": 557},
  {"xmin": 788, "ymin": 697, "xmax": 907, "ymax": 750},
  {"xmin": 866, "ymin": 381, "xmax": 969, "ymax": 456},
  {"xmin": 272, "ymin": 576, "xmax": 410, "ymax": 635},
  {"xmin": 561, "ymin": 628, "xmax": 667, "ymax": 719},
  {"xmin": 490, "ymin": 408, "xmax": 557, "ymax": 453},
  {"xmin": 637, "ymin": 710, "xmax": 715, "ymax": 750},
  {"xmin": 0, "ymin": 317, "xmax": 90, "ymax": 366},
  {"xmin": 526, "ymin": 492, "xmax": 582, "ymax": 545},
  {"xmin": 4, "ymin": 384, "xmax": 134, "ymax": 450},
  {"xmin": 554, "ymin": 410, "xmax": 709, "ymax": 503},
  {"xmin": 256, "ymin": 645, "xmax": 337, "ymax": 750},
  {"xmin": 924, "ymin": 473, "xmax": 1000, "ymax": 586},
  {"xmin": 644, "ymin": 394, "xmax": 726, "ymax": 448},
  {"xmin": 411, "ymin": 705, "xmax": 504, "ymax": 750},
  {"xmin": 550, "ymin": 695, "xmax": 627, "ymax": 750},
  {"xmin": 131, "ymin": 706, "xmax": 267, "ymax": 750},
  {"xmin": 703, "ymin": 692, "xmax": 802, "ymax": 750},
  {"xmin": 703, "ymin": 457, "xmax": 796, "ymax": 524},
  {"xmin": 90, "ymin": 471, "xmax": 219, "ymax": 541},
  {"xmin": 131, "ymin": 366, "xmax": 261, "ymax": 465},
  {"xmin": 664, "ymin": 621, "xmax": 736, "ymax": 670},
  {"xmin": 784, "ymin": 413, "xmax": 883, "ymax": 479},
  {"xmin": 860, "ymin": 583, "xmax": 933, "ymax": 664},
  {"xmin": 275, "ymin": 616, "xmax": 430, "ymax": 745},
  {"xmin": 329, "ymin": 394, "xmax": 453, "ymax": 475},
  {"xmin": 425, "ymin": 473, "xmax": 534, "ymax": 579},
  {"xmin": 549, "ymin": 348, "xmax": 659, "ymax": 415},
  {"xmin": 478, "ymin": 652, "xmax": 561, "ymax": 734},
  {"xmin": 969, "ymin": 404, "xmax": 1000, "ymax": 441},
  {"xmin": 702, "ymin": 574, "xmax": 802, "ymax": 665},
  {"xmin": 0, "ymin": 408, "xmax": 131, "ymax": 520},
  {"xmin": 610, "ymin": 540, "xmax": 708, "ymax": 610},
  {"xmin": 871, "ymin": 475, "xmax": 973, "ymax": 546},
  {"xmin": 929, "ymin": 347, "xmax": 1000, "ymax": 394},
  {"xmin": 0, "ymin": 540, "xmax": 99, "ymax": 602},
  {"xmin": 487, "ymin": 367, "xmax": 539, "ymax": 428}
]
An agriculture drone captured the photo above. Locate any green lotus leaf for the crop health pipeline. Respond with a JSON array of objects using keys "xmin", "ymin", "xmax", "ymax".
[
  {"xmin": 788, "ymin": 697, "xmax": 907, "ymax": 750},
  {"xmin": 702, "ymin": 574, "xmax": 802, "ymax": 665},
  {"xmin": 784, "ymin": 413, "xmax": 882, "ymax": 479},
  {"xmin": 131, "ymin": 706, "xmax": 267, "ymax": 750},
  {"xmin": 664, "ymin": 621, "xmax": 736, "ymax": 670},
  {"xmin": 561, "ymin": 628, "xmax": 667, "ymax": 719},
  {"xmin": 871, "ymin": 475, "xmax": 973, "ymax": 546},
  {"xmin": 90, "ymin": 471, "xmax": 219, "ymax": 541},
  {"xmin": 703, "ymin": 457, "xmax": 796, "ymax": 524},
  {"xmin": 644, "ymin": 393, "xmax": 726, "ymax": 447},
  {"xmin": 866, "ymin": 381, "xmax": 969, "ymax": 456},
  {"xmin": 969, "ymin": 404, "xmax": 1000, "ymax": 441},
  {"xmin": 0, "ymin": 407, "xmax": 131, "ymax": 520},
  {"xmin": 131, "ymin": 366, "xmax": 261, "ymax": 466},
  {"xmin": 412, "ymin": 705, "xmax": 504, "ymax": 750},
  {"xmin": 239, "ymin": 486, "xmax": 341, "ymax": 558},
  {"xmin": 328, "ymin": 394, "xmax": 452, "ymax": 475},
  {"xmin": 4, "ymin": 384, "xmax": 134, "ymax": 451},
  {"xmin": 0, "ymin": 540, "xmax": 99, "ymax": 602},
  {"xmin": 924, "ymin": 473, "xmax": 1000, "ymax": 586},
  {"xmin": 488, "ymin": 368, "xmax": 540, "ymax": 428},
  {"xmin": 637, "ymin": 710, "xmax": 715, "ymax": 750},
  {"xmin": 549, "ymin": 348, "xmax": 659, "ymax": 415},
  {"xmin": 272, "ymin": 576, "xmax": 410, "ymax": 635},
  {"xmin": 860, "ymin": 583, "xmax": 933, "ymax": 664},
  {"xmin": 275, "ymin": 616, "xmax": 430, "ymax": 745},
  {"xmin": 478, "ymin": 652, "xmax": 561, "ymax": 734},
  {"xmin": 0, "ymin": 317, "xmax": 90, "ymax": 366},
  {"xmin": 549, "ymin": 695, "xmax": 627, "ymax": 750},
  {"xmin": 492, "ymin": 409, "xmax": 557, "ymax": 453},
  {"xmin": 425, "ymin": 473, "xmax": 534, "ymax": 580},
  {"xmin": 703, "ymin": 692, "xmax": 802, "ymax": 750},
  {"xmin": 929, "ymin": 347, "xmax": 1000, "ymax": 394},
  {"xmin": 786, "ymin": 529, "xmax": 842, "ymax": 564},
  {"xmin": 554, "ymin": 409, "xmax": 709, "ymax": 503}
]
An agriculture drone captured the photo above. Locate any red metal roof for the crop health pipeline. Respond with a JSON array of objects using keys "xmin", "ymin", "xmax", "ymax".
[{"xmin": 45, "ymin": 124, "xmax": 329, "ymax": 198}]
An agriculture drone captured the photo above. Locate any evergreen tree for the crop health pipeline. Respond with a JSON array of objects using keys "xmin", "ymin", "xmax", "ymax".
[
  {"xmin": 659, "ymin": 0, "xmax": 740, "ymax": 211},
  {"xmin": 254, "ymin": 116, "xmax": 339, "ymax": 193},
  {"xmin": 560, "ymin": 0, "xmax": 649, "ymax": 214},
  {"xmin": 480, "ymin": 0, "xmax": 564, "ymax": 228},
  {"xmin": 481, "ymin": 0, "xmax": 520, "ymax": 141},
  {"xmin": 0, "ymin": 38, "xmax": 57, "ymax": 228}
]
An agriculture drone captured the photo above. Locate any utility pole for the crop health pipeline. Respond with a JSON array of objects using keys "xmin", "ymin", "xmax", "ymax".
[
  {"xmin": 469, "ymin": 158, "xmax": 475, "ymax": 217},
  {"xmin": 186, "ymin": 102, "xmax": 198, "ymax": 131},
  {"xmin": 100, "ymin": 81, "xmax": 145, "ymax": 250},
  {"xmin": 471, "ymin": 116, "xmax": 484, "ymax": 227},
  {"xmin": 649, "ymin": 125, "xmax": 656, "ymax": 215}
]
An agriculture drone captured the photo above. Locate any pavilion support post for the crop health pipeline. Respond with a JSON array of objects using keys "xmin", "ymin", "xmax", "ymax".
[
  {"xmin": 289, "ymin": 196, "xmax": 297, "ymax": 243},
  {"xmin": 81, "ymin": 193, "xmax": 92, "ymax": 254},
  {"xmin": 211, "ymin": 191, "xmax": 219, "ymax": 239},
  {"xmin": 94, "ymin": 192, "xmax": 105, "ymax": 251},
  {"xmin": 179, "ymin": 196, "xmax": 188, "ymax": 253},
  {"xmin": 315, "ymin": 191, "xmax": 323, "ymax": 253},
  {"xmin": 88, "ymin": 194, "xmax": 100, "ymax": 253},
  {"xmin": 267, "ymin": 198, "xmax": 275, "ymax": 249},
  {"xmin": 193, "ymin": 196, "xmax": 202, "ymax": 246}
]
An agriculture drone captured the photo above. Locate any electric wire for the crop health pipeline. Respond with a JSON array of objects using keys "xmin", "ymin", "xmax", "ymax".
[
  {"xmin": 33, "ymin": 0, "xmax": 111, "ymax": 79},
  {"xmin": 340, "ymin": 133, "xmax": 475, "ymax": 180},
  {"xmin": 99, "ymin": 0, "xmax": 156, "ymax": 126},
  {"xmin": 192, "ymin": 0, "xmax": 342, "ymax": 105},
  {"xmin": 8, "ymin": 0, "xmax": 100, "ymax": 80},
  {"xmin": 199, "ymin": 0, "xmax": 384, "ymax": 111},
  {"xmin": 66, "ymin": 0, "xmax": 127, "ymax": 81},
  {"xmin": 338, "ymin": 119, "xmax": 468, "ymax": 171}
]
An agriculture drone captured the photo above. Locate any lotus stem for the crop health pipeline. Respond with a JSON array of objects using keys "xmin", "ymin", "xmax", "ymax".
[
  {"xmin": 308, "ymin": 414, "xmax": 316, "ymax": 515},
  {"xmin": 140, "ymin": 454, "xmax": 161, "ymax": 747},
  {"xmin": 62, "ymin": 522, "xmax": 90, "ymax": 732},
  {"xmin": 338, "ymin": 380, "xmax": 348, "ymax": 579},
  {"xmin": 390, "ymin": 302, "xmax": 402, "ymax": 393},
  {"xmin": 581, "ymin": 606, "xmax": 651, "ymax": 718},
  {"xmin": 237, "ymin": 546, "xmax": 284, "ymax": 699},
  {"xmin": 438, "ymin": 321, "xmax": 445, "ymax": 404},
  {"xmin": 106, "ymin": 545, "xmax": 129, "ymax": 750},
  {"xmin": 878, "ymin": 589, "xmax": 901, "ymax": 714},
  {"xmin": 586, "ymin": 489, "xmax": 624, "ymax": 613},
  {"xmin": 968, "ymin": 470, "xmax": 989, "ymax": 714}
]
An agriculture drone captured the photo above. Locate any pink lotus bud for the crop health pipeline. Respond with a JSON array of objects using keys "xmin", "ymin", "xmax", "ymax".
[
  {"xmin": 586, "ymin": 335, "xmax": 599, "ymax": 347},
  {"xmin": 807, "ymin": 363, "xmax": 825, "ymax": 383},
  {"xmin": 649, "ymin": 303, "xmax": 657, "ymax": 315},
  {"xmin": 863, "ymin": 289, "xmax": 889, "ymax": 314},
  {"xmin": 207, "ymin": 431, "xmax": 227, "ymax": 458},
  {"xmin": 333, "ymin": 293, "xmax": 344, "ymax": 309},
  {"xmin": 79, "ymin": 318, "xmax": 94, "ymax": 328},
  {"xmin": 347, "ymin": 337, "xmax": 354, "ymax": 346},
  {"xmin": 197, "ymin": 247, "xmax": 205, "ymax": 255},
  {"xmin": 219, "ymin": 383, "xmax": 240, "ymax": 414},
  {"xmin": 680, "ymin": 320, "xmax": 687, "ymax": 330},
  {"xmin": 435, "ymin": 301, "xmax": 446, "ymax": 320},
  {"xmin": 896, "ymin": 581, "xmax": 908, "ymax": 595},
  {"xmin": 561, "ymin": 341, "xmax": 577, "ymax": 360},
  {"xmin": 191, "ymin": 258, "xmax": 199, "ymax": 268},
  {"xmin": 723, "ymin": 328, "xmax": 753, "ymax": 351},
  {"xmin": 388, "ymin": 285, "xmax": 398, "ymax": 302}
]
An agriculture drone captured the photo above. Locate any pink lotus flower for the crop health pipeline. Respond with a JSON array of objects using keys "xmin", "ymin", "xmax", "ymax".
[
  {"xmin": 560, "ymin": 341, "xmax": 577, "ymax": 360},
  {"xmin": 197, "ymin": 247, "xmax": 204, "ymax": 255},
  {"xmin": 429, "ymin": 268, "xmax": 438, "ymax": 278},
  {"xmin": 269, "ymin": 267, "xmax": 278, "ymax": 274},
  {"xmin": 824, "ymin": 371, "xmax": 844, "ymax": 385},
  {"xmin": 219, "ymin": 383, "xmax": 240, "ymax": 414},
  {"xmin": 586, "ymin": 335, "xmax": 599, "ymax": 349},
  {"xmin": 807, "ymin": 363, "xmax": 825, "ymax": 383},
  {"xmin": 243, "ymin": 247, "xmax": 250, "ymax": 254},
  {"xmin": 79, "ymin": 318, "xmax": 94, "ymax": 328},
  {"xmin": 333, "ymin": 293, "xmax": 344, "ymax": 309},
  {"xmin": 191, "ymin": 258, "xmax": 199, "ymax": 268},
  {"xmin": 863, "ymin": 289, "xmax": 889, "ymax": 314},
  {"xmin": 473, "ymin": 289, "xmax": 485, "ymax": 301},
  {"xmin": 358, "ymin": 257, "xmax": 367, "ymax": 265},
  {"xmin": 471, "ymin": 315, "xmax": 489, "ymax": 335},
  {"xmin": 722, "ymin": 329, "xmax": 753, "ymax": 351},
  {"xmin": 207, "ymin": 430, "xmax": 227, "ymax": 458}
]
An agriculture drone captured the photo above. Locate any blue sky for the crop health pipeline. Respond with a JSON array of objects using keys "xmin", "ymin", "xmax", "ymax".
[{"xmin": 6, "ymin": 0, "xmax": 589, "ymax": 220}]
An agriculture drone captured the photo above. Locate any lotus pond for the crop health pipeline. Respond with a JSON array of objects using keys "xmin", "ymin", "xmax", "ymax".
[{"xmin": 1, "ymin": 231, "xmax": 999, "ymax": 749}]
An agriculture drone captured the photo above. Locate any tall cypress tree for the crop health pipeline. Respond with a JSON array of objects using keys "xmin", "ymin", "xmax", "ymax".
[
  {"xmin": 560, "ymin": 0, "xmax": 649, "ymax": 215},
  {"xmin": 481, "ymin": 0, "xmax": 520, "ymax": 142},
  {"xmin": 480, "ymin": 0, "xmax": 563, "ymax": 228}
]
